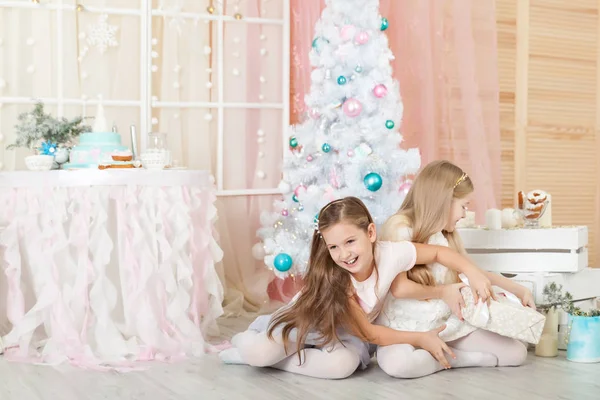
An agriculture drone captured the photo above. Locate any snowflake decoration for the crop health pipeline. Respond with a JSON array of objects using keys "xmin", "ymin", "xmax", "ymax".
[
  {"xmin": 159, "ymin": 0, "xmax": 186, "ymax": 36},
  {"xmin": 39, "ymin": 141, "xmax": 57, "ymax": 156},
  {"xmin": 87, "ymin": 14, "xmax": 119, "ymax": 54}
]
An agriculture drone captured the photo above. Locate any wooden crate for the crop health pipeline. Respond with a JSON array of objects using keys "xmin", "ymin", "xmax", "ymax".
[{"xmin": 458, "ymin": 226, "xmax": 588, "ymax": 273}]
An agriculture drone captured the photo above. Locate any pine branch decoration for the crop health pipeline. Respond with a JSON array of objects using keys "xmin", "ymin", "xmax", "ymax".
[
  {"xmin": 6, "ymin": 102, "xmax": 91, "ymax": 150},
  {"xmin": 540, "ymin": 282, "xmax": 599, "ymax": 317}
]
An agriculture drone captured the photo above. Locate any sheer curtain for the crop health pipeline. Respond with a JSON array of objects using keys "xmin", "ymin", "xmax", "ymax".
[
  {"xmin": 290, "ymin": 0, "xmax": 502, "ymax": 218},
  {"xmin": 150, "ymin": 0, "xmax": 291, "ymax": 314}
]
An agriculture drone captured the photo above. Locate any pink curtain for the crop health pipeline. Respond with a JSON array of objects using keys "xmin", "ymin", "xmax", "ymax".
[{"xmin": 290, "ymin": 0, "xmax": 501, "ymax": 219}]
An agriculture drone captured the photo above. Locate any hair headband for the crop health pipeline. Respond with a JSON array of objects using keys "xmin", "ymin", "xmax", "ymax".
[{"xmin": 454, "ymin": 172, "xmax": 468, "ymax": 189}]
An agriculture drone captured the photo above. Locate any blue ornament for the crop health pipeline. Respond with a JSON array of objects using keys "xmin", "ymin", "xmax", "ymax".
[
  {"xmin": 337, "ymin": 76, "xmax": 347, "ymax": 85},
  {"xmin": 355, "ymin": 65, "xmax": 363, "ymax": 73},
  {"xmin": 385, "ymin": 120, "xmax": 395, "ymax": 129},
  {"xmin": 292, "ymin": 194, "xmax": 299, "ymax": 202},
  {"xmin": 311, "ymin": 37, "xmax": 329, "ymax": 54},
  {"xmin": 364, "ymin": 172, "xmax": 383, "ymax": 192},
  {"xmin": 381, "ymin": 17, "xmax": 389, "ymax": 31},
  {"xmin": 322, "ymin": 143, "xmax": 331, "ymax": 153},
  {"xmin": 274, "ymin": 253, "xmax": 293, "ymax": 272}
]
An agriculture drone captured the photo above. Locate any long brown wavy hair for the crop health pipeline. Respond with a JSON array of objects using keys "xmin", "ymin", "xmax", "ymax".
[
  {"xmin": 380, "ymin": 160, "xmax": 473, "ymax": 286},
  {"xmin": 267, "ymin": 197, "xmax": 376, "ymax": 364}
]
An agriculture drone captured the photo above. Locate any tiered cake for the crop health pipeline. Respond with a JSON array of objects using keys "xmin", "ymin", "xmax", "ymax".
[
  {"xmin": 66, "ymin": 132, "xmax": 130, "ymax": 168},
  {"xmin": 63, "ymin": 103, "xmax": 131, "ymax": 169}
]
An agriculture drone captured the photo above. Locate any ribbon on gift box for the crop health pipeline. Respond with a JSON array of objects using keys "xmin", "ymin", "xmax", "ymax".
[
  {"xmin": 459, "ymin": 275, "xmax": 522, "ymax": 326},
  {"xmin": 458, "ymin": 275, "xmax": 546, "ymax": 344}
]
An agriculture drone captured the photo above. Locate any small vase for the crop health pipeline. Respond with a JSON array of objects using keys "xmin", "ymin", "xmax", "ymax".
[
  {"xmin": 566, "ymin": 315, "xmax": 600, "ymax": 363},
  {"xmin": 535, "ymin": 307, "xmax": 559, "ymax": 357}
]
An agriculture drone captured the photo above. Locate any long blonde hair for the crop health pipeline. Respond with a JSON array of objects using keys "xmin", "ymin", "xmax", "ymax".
[
  {"xmin": 267, "ymin": 197, "xmax": 376, "ymax": 364},
  {"xmin": 380, "ymin": 160, "xmax": 473, "ymax": 286}
]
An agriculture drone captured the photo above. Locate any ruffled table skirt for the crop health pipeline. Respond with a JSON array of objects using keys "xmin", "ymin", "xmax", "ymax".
[{"xmin": 0, "ymin": 170, "xmax": 224, "ymax": 369}]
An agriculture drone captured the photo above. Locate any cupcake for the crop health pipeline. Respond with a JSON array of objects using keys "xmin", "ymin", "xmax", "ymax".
[{"xmin": 111, "ymin": 149, "xmax": 133, "ymax": 162}]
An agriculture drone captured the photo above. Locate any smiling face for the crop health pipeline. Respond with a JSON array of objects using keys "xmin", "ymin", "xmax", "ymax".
[
  {"xmin": 445, "ymin": 192, "xmax": 473, "ymax": 232},
  {"xmin": 321, "ymin": 221, "xmax": 377, "ymax": 281}
]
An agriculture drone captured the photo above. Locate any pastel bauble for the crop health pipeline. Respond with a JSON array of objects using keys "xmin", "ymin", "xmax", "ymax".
[
  {"xmin": 355, "ymin": 31, "xmax": 370, "ymax": 45},
  {"xmin": 373, "ymin": 84, "xmax": 388, "ymax": 98},
  {"xmin": 342, "ymin": 98, "xmax": 362, "ymax": 117}
]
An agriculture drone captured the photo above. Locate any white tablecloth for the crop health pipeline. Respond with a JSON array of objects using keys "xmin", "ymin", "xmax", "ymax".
[{"xmin": 0, "ymin": 170, "xmax": 224, "ymax": 369}]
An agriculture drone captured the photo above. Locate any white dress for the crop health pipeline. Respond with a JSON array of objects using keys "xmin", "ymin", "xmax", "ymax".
[
  {"xmin": 376, "ymin": 229, "xmax": 476, "ymax": 342},
  {"xmin": 248, "ymin": 240, "xmax": 418, "ymax": 368}
]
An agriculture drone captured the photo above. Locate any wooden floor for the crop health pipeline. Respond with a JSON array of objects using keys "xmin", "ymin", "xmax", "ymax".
[{"xmin": 1, "ymin": 316, "xmax": 599, "ymax": 400}]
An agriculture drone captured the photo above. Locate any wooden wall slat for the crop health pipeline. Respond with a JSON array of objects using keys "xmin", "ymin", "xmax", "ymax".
[{"xmin": 497, "ymin": 0, "xmax": 599, "ymax": 266}]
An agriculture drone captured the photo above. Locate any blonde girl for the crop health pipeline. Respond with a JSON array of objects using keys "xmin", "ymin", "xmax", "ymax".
[{"xmin": 376, "ymin": 160, "xmax": 535, "ymax": 378}]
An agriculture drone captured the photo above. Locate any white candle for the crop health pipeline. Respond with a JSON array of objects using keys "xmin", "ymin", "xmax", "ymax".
[
  {"xmin": 485, "ymin": 208, "xmax": 502, "ymax": 230},
  {"xmin": 92, "ymin": 101, "xmax": 108, "ymax": 132},
  {"xmin": 501, "ymin": 208, "xmax": 518, "ymax": 228},
  {"xmin": 539, "ymin": 194, "xmax": 552, "ymax": 228}
]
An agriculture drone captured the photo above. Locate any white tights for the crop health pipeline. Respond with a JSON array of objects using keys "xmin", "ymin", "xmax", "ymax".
[
  {"xmin": 219, "ymin": 330, "xmax": 361, "ymax": 380},
  {"xmin": 377, "ymin": 330, "xmax": 528, "ymax": 379}
]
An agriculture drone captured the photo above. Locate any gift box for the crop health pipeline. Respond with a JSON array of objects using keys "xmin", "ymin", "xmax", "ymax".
[{"xmin": 460, "ymin": 287, "xmax": 546, "ymax": 344}]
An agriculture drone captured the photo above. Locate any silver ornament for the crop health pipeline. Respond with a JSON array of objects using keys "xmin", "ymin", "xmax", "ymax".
[{"xmin": 319, "ymin": 118, "xmax": 332, "ymax": 133}]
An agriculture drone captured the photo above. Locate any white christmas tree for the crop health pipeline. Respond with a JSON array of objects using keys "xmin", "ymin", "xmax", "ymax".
[{"xmin": 254, "ymin": 0, "xmax": 420, "ymax": 277}]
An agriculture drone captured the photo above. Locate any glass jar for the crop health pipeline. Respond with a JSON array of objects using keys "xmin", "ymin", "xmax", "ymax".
[
  {"xmin": 147, "ymin": 132, "xmax": 171, "ymax": 168},
  {"xmin": 147, "ymin": 132, "xmax": 168, "ymax": 151},
  {"xmin": 142, "ymin": 132, "xmax": 170, "ymax": 169}
]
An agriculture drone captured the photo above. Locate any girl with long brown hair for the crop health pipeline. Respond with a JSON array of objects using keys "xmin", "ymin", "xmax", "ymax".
[
  {"xmin": 219, "ymin": 196, "xmax": 494, "ymax": 379},
  {"xmin": 376, "ymin": 160, "xmax": 536, "ymax": 378}
]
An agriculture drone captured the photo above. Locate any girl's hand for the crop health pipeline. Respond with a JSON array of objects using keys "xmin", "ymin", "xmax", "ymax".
[
  {"xmin": 467, "ymin": 270, "xmax": 496, "ymax": 304},
  {"xmin": 440, "ymin": 283, "xmax": 467, "ymax": 320},
  {"xmin": 416, "ymin": 325, "xmax": 455, "ymax": 369},
  {"xmin": 520, "ymin": 289, "xmax": 536, "ymax": 310}
]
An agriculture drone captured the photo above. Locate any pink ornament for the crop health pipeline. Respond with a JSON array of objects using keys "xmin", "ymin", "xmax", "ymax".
[
  {"xmin": 347, "ymin": 150, "xmax": 354, "ymax": 157},
  {"xmin": 355, "ymin": 31, "xmax": 370, "ymax": 45},
  {"xmin": 282, "ymin": 209, "xmax": 289, "ymax": 217},
  {"xmin": 309, "ymin": 108, "xmax": 320, "ymax": 119},
  {"xmin": 342, "ymin": 98, "xmax": 363, "ymax": 117},
  {"xmin": 373, "ymin": 84, "xmax": 388, "ymax": 98},
  {"xmin": 399, "ymin": 180, "xmax": 413, "ymax": 195},
  {"xmin": 340, "ymin": 25, "xmax": 355, "ymax": 41},
  {"xmin": 306, "ymin": 154, "xmax": 314, "ymax": 162},
  {"xmin": 294, "ymin": 184, "xmax": 307, "ymax": 197}
]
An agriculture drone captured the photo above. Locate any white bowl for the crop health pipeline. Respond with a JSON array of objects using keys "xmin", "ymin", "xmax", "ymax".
[{"xmin": 25, "ymin": 155, "xmax": 54, "ymax": 171}]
